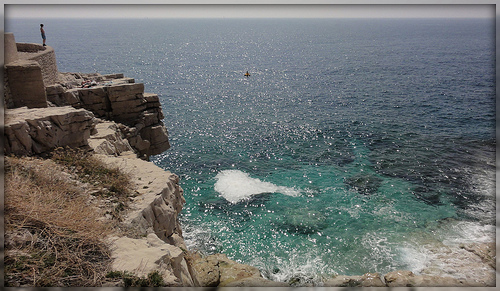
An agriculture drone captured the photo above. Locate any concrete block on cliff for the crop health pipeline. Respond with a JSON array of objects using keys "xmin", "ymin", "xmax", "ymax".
[{"xmin": 6, "ymin": 60, "xmax": 47, "ymax": 108}]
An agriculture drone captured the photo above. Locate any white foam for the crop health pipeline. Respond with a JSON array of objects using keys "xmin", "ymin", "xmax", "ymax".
[
  {"xmin": 440, "ymin": 221, "xmax": 495, "ymax": 245},
  {"xmin": 214, "ymin": 170, "xmax": 300, "ymax": 203},
  {"xmin": 256, "ymin": 252, "xmax": 333, "ymax": 285}
]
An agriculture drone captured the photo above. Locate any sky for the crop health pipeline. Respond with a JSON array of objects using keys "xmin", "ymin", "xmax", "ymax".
[{"xmin": 3, "ymin": 2, "xmax": 496, "ymax": 19}]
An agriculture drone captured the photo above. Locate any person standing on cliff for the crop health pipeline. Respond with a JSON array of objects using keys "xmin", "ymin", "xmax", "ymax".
[{"xmin": 40, "ymin": 24, "xmax": 46, "ymax": 46}]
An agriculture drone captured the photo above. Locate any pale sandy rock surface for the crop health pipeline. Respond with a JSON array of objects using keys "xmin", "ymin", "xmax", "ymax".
[
  {"xmin": 88, "ymin": 120, "xmax": 134, "ymax": 156},
  {"xmin": 95, "ymin": 154, "xmax": 184, "ymax": 239},
  {"xmin": 97, "ymin": 154, "xmax": 194, "ymax": 286},
  {"xmin": 384, "ymin": 270, "xmax": 471, "ymax": 287},
  {"xmin": 108, "ymin": 234, "xmax": 193, "ymax": 286},
  {"xmin": 418, "ymin": 242, "xmax": 496, "ymax": 286},
  {"xmin": 191, "ymin": 253, "xmax": 286, "ymax": 287},
  {"xmin": 323, "ymin": 272, "xmax": 386, "ymax": 287}
]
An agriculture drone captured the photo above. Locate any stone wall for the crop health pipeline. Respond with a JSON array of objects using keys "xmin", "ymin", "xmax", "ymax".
[
  {"xmin": 17, "ymin": 43, "xmax": 59, "ymax": 86},
  {"xmin": 5, "ymin": 60, "xmax": 48, "ymax": 108},
  {"xmin": 4, "ymin": 33, "xmax": 19, "ymax": 64},
  {"xmin": 4, "ymin": 37, "xmax": 58, "ymax": 109}
]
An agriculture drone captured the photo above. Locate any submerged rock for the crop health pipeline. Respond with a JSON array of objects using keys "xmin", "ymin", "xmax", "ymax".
[
  {"xmin": 344, "ymin": 173, "xmax": 382, "ymax": 195},
  {"xmin": 283, "ymin": 209, "xmax": 328, "ymax": 234}
]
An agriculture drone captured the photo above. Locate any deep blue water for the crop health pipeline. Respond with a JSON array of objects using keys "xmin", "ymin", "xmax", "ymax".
[{"xmin": 7, "ymin": 18, "xmax": 496, "ymax": 282}]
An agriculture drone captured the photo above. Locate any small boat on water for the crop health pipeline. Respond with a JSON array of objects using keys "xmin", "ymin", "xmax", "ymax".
[{"xmin": 244, "ymin": 71, "xmax": 250, "ymax": 77}]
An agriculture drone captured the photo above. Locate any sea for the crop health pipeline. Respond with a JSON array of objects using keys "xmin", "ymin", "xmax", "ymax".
[{"xmin": 7, "ymin": 17, "xmax": 496, "ymax": 283}]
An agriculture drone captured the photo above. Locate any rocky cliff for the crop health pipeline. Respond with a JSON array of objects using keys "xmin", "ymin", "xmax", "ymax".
[
  {"xmin": 3, "ymin": 38, "xmax": 496, "ymax": 287},
  {"xmin": 4, "ymin": 71, "xmax": 170, "ymax": 159}
]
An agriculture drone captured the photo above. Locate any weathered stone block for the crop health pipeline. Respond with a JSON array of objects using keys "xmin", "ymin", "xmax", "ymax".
[
  {"xmin": 4, "ymin": 106, "xmax": 95, "ymax": 156},
  {"xmin": 140, "ymin": 124, "xmax": 170, "ymax": 155},
  {"xmin": 111, "ymin": 98, "xmax": 147, "ymax": 113},
  {"xmin": 143, "ymin": 112, "xmax": 160, "ymax": 127},
  {"xmin": 6, "ymin": 60, "xmax": 47, "ymax": 108},
  {"xmin": 62, "ymin": 89, "xmax": 81, "ymax": 105},
  {"xmin": 106, "ymin": 83, "xmax": 144, "ymax": 102},
  {"xmin": 323, "ymin": 273, "xmax": 385, "ymax": 287},
  {"xmin": 384, "ymin": 270, "xmax": 468, "ymax": 287},
  {"xmin": 45, "ymin": 84, "xmax": 65, "ymax": 96},
  {"xmin": 78, "ymin": 87, "xmax": 108, "ymax": 105},
  {"xmin": 88, "ymin": 121, "xmax": 134, "ymax": 156},
  {"xmin": 128, "ymin": 135, "xmax": 151, "ymax": 152},
  {"xmin": 144, "ymin": 93, "xmax": 159, "ymax": 103},
  {"xmin": 102, "ymin": 73, "xmax": 124, "ymax": 79},
  {"xmin": 108, "ymin": 234, "xmax": 194, "ymax": 286}
]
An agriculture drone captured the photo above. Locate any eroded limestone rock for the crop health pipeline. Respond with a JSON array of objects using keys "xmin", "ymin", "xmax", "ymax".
[
  {"xmin": 190, "ymin": 253, "xmax": 283, "ymax": 287},
  {"xmin": 460, "ymin": 242, "xmax": 496, "ymax": 270},
  {"xmin": 88, "ymin": 120, "xmax": 134, "ymax": 156},
  {"xmin": 323, "ymin": 272, "xmax": 386, "ymax": 287},
  {"xmin": 384, "ymin": 270, "xmax": 469, "ymax": 287},
  {"xmin": 4, "ymin": 106, "xmax": 95, "ymax": 156},
  {"xmin": 95, "ymin": 154, "xmax": 185, "ymax": 242},
  {"xmin": 46, "ymin": 72, "xmax": 170, "ymax": 158},
  {"xmin": 97, "ymin": 154, "xmax": 194, "ymax": 285},
  {"xmin": 108, "ymin": 233, "xmax": 194, "ymax": 286}
]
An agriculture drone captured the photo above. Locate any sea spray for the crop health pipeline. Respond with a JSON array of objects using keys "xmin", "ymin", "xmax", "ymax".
[{"xmin": 214, "ymin": 170, "xmax": 301, "ymax": 203}]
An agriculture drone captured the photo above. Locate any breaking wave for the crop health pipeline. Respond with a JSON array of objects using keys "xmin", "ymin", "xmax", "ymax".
[{"xmin": 214, "ymin": 170, "xmax": 301, "ymax": 203}]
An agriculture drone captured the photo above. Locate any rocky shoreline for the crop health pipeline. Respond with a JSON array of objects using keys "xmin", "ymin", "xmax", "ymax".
[{"xmin": 3, "ymin": 40, "xmax": 496, "ymax": 287}]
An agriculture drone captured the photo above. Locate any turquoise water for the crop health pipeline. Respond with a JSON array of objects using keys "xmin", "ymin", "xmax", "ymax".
[{"xmin": 7, "ymin": 18, "xmax": 496, "ymax": 282}]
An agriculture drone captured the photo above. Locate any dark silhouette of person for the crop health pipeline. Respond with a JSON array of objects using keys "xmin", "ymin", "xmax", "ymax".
[{"xmin": 40, "ymin": 24, "xmax": 46, "ymax": 46}]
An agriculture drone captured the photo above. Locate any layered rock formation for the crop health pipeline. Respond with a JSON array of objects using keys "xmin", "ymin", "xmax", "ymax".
[
  {"xmin": 4, "ymin": 106, "xmax": 96, "ymax": 156},
  {"xmin": 47, "ymin": 72, "xmax": 170, "ymax": 159},
  {"xmin": 4, "ymin": 71, "xmax": 169, "ymax": 160}
]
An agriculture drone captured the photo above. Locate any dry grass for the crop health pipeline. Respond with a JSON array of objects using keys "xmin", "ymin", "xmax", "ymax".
[
  {"xmin": 51, "ymin": 147, "xmax": 135, "ymax": 221},
  {"xmin": 4, "ymin": 149, "xmax": 136, "ymax": 287}
]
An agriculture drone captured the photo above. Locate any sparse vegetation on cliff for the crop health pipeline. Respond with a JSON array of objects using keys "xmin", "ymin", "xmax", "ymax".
[
  {"xmin": 3, "ymin": 149, "xmax": 136, "ymax": 287},
  {"xmin": 51, "ymin": 147, "xmax": 136, "ymax": 221}
]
